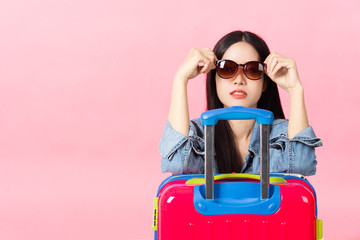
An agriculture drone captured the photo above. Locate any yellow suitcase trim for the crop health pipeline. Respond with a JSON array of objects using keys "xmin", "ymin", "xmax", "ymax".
[
  {"xmin": 317, "ymin": 219, "xmax": 323, "ymax": 239},
  {"xmin": 185, "ymin": 173, "xmax": 287, "ymax": 185},
  {"xmin": 152, "ymin": 197, "xmax": 159, "ymax": 231}
]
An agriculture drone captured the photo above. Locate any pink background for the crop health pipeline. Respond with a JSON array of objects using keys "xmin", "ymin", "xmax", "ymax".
[{"xmin": 0, "ymin": 0, "xmax": 359, "ymax": 239}]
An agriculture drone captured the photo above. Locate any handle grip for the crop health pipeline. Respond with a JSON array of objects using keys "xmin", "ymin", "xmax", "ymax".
[{"xmin": 201, "ymin": 106, "xmax": 273, "ymax": 125}]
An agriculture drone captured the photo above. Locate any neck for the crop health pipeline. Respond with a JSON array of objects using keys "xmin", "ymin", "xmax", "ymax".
[{"xmin": 228, "ymin": 119, "xmax": 255, "ymax": 141}]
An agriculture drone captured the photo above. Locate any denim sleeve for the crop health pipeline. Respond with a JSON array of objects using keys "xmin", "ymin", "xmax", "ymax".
[
  {"xmin": 289, "ymin": 126, "xmax": 323, "ymax": 175},
  {"xmin": 159, "ymin": 120, "xmax": 205, "ymax": 174},
  {"xmin": 269, "ymin": 124, "xmax": 323, "ymax": 176}
]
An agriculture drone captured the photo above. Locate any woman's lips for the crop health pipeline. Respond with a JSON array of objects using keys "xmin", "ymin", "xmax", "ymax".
[{"xmin": 230, "ymin": 89, "xmax": 247, "ymax": 99}]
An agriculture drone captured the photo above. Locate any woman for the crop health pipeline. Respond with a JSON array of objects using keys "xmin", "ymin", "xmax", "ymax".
[{"xmin": 159, "ymin": 30, "xmax": 322, "ymax": 175}]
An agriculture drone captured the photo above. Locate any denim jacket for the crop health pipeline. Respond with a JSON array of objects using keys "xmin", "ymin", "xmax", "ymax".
[{"xmin": 159, "ymin": 118, "xmax": 322, "ymax": 176}]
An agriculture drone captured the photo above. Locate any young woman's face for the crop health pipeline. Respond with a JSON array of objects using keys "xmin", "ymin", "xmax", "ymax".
[{"xmin": 216, "ymin": 42, "xmax": 265, "ymax": 108}]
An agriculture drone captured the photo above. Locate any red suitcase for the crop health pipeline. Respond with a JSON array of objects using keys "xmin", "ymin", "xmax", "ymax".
[{"xmin": 153, "ymin": 107, "xmax": 323, "ymax": 240}]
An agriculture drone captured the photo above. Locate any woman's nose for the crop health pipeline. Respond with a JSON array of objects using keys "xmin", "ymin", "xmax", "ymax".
[{"xmin": 233, "ymin": 69, "xmax": 247, "ymax": 85}]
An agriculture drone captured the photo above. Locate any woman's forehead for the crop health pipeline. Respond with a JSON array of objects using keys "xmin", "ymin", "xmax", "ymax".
[{"xmin": 222, "ymin": 42, "xmax": 260, "ymax": 63}]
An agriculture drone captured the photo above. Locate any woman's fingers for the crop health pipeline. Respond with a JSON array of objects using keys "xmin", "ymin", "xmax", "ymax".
[
  {"xmin": 270, "ymin": 62, "xmax": 283, "ymax": 77},
  {"xmin": 200, "ymin": 58, "xmax": 216, "ymax": 73},
  {"xmin": 264, "ymin": 51, "xmax": 301, "ymax": 91},
  {"xmin": 177, "ymin": 48, "xmax": 218, "ymax": 80},
  {"xmin": 265, "ymin": 52, "xmax": 294, "ymax": 76},
  {"xmin": 199, "ymin": 48, "xmax": 217, "ymax": 73},
  {"xmin": 265, "ymin": 51, "xmax": 280, "ymax": 75}
]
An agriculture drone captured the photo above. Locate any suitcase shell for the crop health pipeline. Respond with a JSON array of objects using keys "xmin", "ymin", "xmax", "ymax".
[
  {"xmin": 153, "ymin": 173, "xmax": 322, "ymax": 240},
  {"xmin": 153, "ymin": 107, "xmax": 322, "ymax": 239}
]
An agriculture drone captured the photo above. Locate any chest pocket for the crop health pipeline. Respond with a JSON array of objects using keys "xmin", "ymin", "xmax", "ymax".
[{"xmin": 269, "ymin": 135, "xmax": 287, "ymax": 151}]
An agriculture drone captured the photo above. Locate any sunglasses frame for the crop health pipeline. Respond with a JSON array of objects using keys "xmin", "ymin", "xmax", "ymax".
[{"xmin": 215, "ymin": 59, "xmax": 266, "ymax": 80}]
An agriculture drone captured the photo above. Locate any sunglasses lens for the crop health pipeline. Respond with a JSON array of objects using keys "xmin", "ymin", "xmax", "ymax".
[
  {"xmin": 244, "ymin": 62, "xmax": 264, "ymax": 80},
  {"xmin": 217, "ymin": 60, "xmax": 238, "ymax": 78}
]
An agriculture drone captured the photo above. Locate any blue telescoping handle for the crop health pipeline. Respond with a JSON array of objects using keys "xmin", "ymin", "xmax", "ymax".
[
  {"xmin": 201, "ymin": 106, "xmax": 274, "ymax": 200},
  {"xmin": 201, "ymin": 106, "xmax": 273, "ymax": 125}
]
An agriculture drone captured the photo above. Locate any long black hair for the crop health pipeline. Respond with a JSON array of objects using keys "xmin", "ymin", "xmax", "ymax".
[{"xmin": 206, "ymin": 31, "xmax": 285, "ymax": 173}]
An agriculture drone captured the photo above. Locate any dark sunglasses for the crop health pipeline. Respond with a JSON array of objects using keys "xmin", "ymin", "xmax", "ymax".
[{"xmin": 216, "ymin": 59, "xmax": 266, "ymax": 80}]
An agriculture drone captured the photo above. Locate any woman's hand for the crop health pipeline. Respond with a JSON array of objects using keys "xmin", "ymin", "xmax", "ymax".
[
  {"xmin": 175, "ymin": 48, "xmax": 218, "ymax": 81},
  {"xmin": 264, "ymin": 52, "xmax": 302, "ymax": 93},
  {"xmin": 168, "ymin": 48, "xmax": 217, "ymax": 137},
  {"xmin": 265, "ymin": 52, "xmax": 309, "ymax": 138}
]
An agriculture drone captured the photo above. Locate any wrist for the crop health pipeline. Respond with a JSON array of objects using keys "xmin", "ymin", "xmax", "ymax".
[
  {"xmin": 288, "ymin": 83, "xmax": 304, "ymax": 96},
  {"xmin": 173, "ymin": 74, "xmax": 189, "ymax": 89},
  {"xmin": 174, "ymin": 72, "xmax": 189, "ymax": 86}
]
